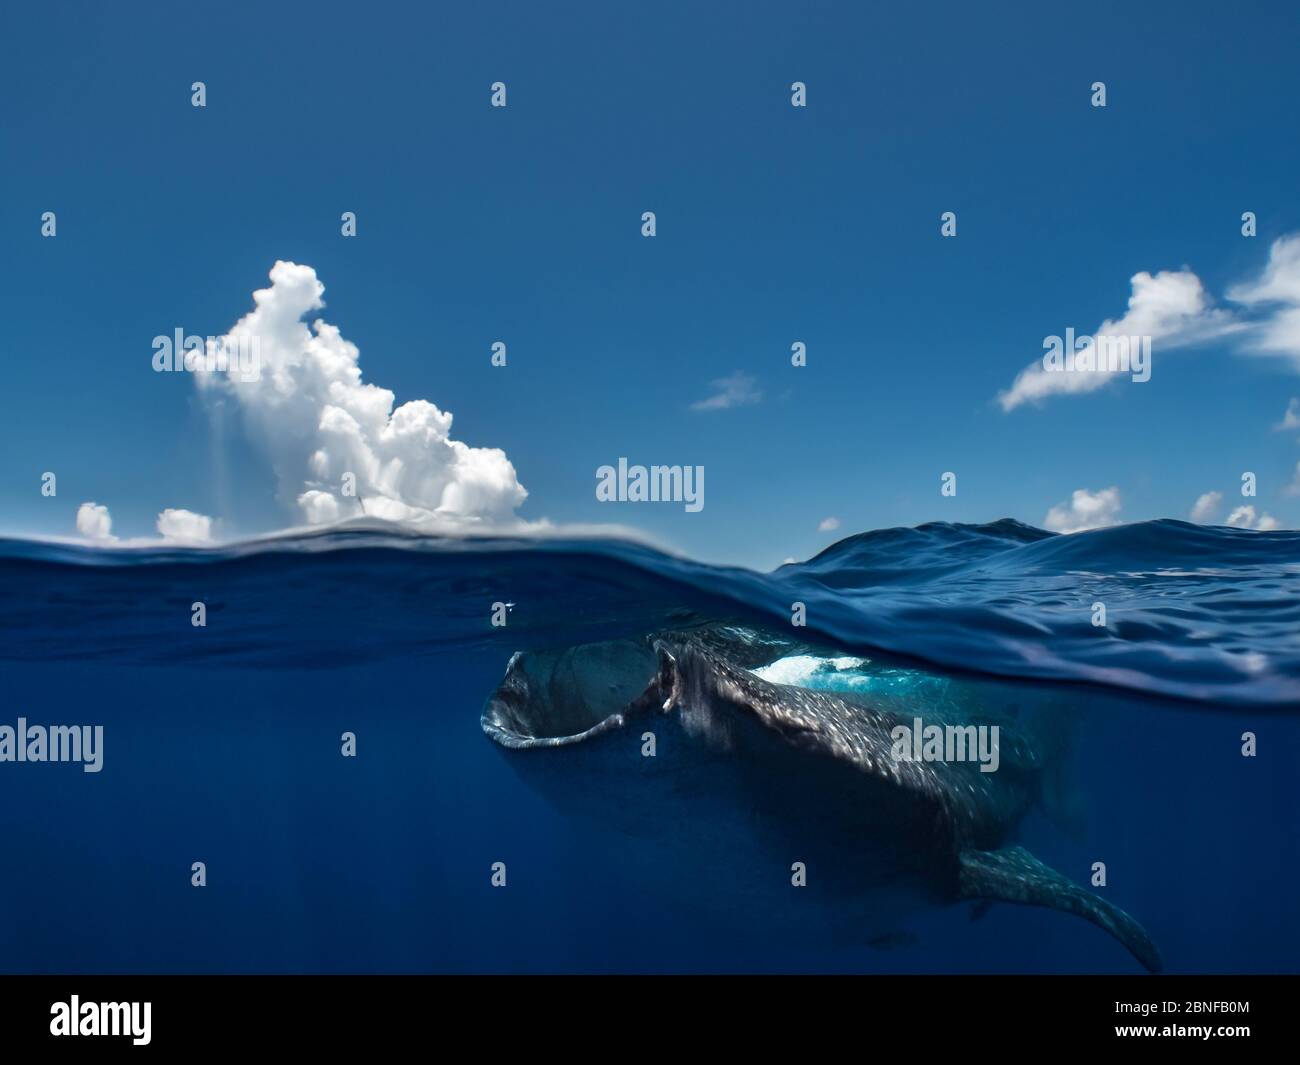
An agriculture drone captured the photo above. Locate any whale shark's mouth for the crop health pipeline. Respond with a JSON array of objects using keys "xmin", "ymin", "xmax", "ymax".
[{"xmin": 481, "ymin": 639, "xmax": 666, "ymax": 749}]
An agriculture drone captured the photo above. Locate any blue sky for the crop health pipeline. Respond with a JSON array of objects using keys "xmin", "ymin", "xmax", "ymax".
[{"xmin": 3, "ymin": 0, "xmax": 1300, "ymax": 568}]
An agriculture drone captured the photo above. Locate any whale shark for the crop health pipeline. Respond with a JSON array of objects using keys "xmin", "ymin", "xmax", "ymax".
[{"xmin": 481, "ymin": 626, "xmax": 1163, "ymax": 973}]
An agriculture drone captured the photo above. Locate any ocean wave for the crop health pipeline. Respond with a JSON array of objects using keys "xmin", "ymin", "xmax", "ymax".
[{"xmin": 1, "ymin": 519, "xmax": 1297, "ymax": 707}]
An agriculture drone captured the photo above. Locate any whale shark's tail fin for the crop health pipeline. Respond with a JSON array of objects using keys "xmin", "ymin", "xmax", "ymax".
[{"xmin": 957, "ymin": 845, "xmax": 1163, "ymax": 973}]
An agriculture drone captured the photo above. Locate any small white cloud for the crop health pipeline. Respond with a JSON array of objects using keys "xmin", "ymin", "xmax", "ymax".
[
  {"xmin": 75, "ymin": 502, "xmax": 115, "ymax": 541},
  {"xmin": 818, "ymin": 516, "xmax": 841, "ymax": 532},
  {"xmin": 999, "ymin": 233, "xmax": 1300, "ymax": 414},
  {"xmin": 156, "ymin": 508, "xmax": 214, "ymax": 543},
  {"xmin": 1275, "ymin": 397, "xmax": 1300, "ymax": 431},
  {"xmin": 999, "ymin": 270, "xmax": 1239, "ymax": 411},
  {"xmin": 1284, "ymin": 461, "xmax": 1300, "ymax": 497},
  {"xmin": 1227, "ymin": 235, "xmax": 1300, "ymax": 370},
  {"xmin": 690, "ymin": 371, "xmax": 762, "ymax": 412},
  {"xmin": 1226, "ymin": 505, "xmax": 1282, "ymax": 530},
  {"xmin": 297, "ymin": 489, "xmax": 341, "ymax": 525},
  {"xmin": 1190, "ymin": 491, "xmax": 1223, "ymax": 523},
  {"xmin": 1043, "ymin": 486, "xmax": 1122, "ymax": 533}
]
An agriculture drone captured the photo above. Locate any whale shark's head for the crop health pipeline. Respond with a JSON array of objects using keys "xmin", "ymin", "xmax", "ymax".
[{"xmin": 481, "ymin": 638, "xmax": 674, "ymax": 750}]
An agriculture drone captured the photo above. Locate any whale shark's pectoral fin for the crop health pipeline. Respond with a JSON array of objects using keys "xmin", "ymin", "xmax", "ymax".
[{"xmin": 957, "ymin": 845, "xmax": 1163, "ymax": 973}]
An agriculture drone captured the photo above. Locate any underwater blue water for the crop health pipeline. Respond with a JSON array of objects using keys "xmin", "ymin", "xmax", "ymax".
[{"xmin": 0, "ymin": 519, "xmax": 1296, "ymax": 973}]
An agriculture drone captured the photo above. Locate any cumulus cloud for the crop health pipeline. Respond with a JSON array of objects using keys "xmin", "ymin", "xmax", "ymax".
[
  {"xmin": 999, "ymin": 271, "xmax": 1239, "ymax": 411},
  {"xmin": 75, "ymin": 502, "xmax": 115, "ymax": 541},
  {"xmin": 1043, "ymin": 486, "xmax": 1122, "ymax": 533},
  {"xmin": 194, "ymin": 261, "xmax": 527, "ymax": 528},
  {"xmin": 1227, "ymin": 505, "xmax": 1281, "ymax": 531},
  {"xmin": 818, "ymin": 516, "xmax": 841, "ymax": 532},
  {"xmin": 690, "ymin": 371, "xmax": 762, "ymax": 412},
  {"xmin": 73, "ymin": 502, "xmax": 219, "ymax": 545},
  {"xmin": 1189, "ymin": 491, "xmax": 1223, "ymax": 524},
  {"xmin": 156, "ymin": 508, "xmax": 214, "ymax": 543}
]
